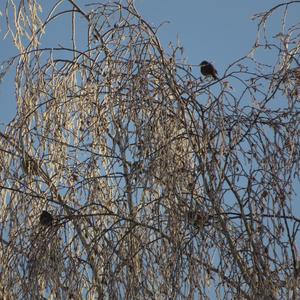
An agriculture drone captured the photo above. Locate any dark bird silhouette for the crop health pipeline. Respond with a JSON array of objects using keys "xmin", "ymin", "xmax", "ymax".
[
  {"xmin": 40, "ymin": 210, "xmax": 53, "ymax": 226},
  {"xmin": 200, "ymin": 60, "xmax": 218, "ymax": 80}
]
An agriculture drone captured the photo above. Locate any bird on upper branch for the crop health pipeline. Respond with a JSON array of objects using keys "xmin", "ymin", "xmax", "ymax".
[{"xmin": 200, "ymin": 60, "xmax": 218, "ymax": 80}]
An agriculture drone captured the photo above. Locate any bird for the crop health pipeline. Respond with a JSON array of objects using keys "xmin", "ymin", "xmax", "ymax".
[
  {"xmin": 187, "ymin": 210, "xmax": 210, "ymax": 229},
  {"xmin": 200, "ymin": 61, "xmax": 218, "ymax": 80},
  {"xmin": 39, "ymin": 210, "xmax": 54, "ymax": 226}
]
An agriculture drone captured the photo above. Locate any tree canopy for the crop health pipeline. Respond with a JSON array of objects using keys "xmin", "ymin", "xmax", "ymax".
[{"xmin": 0, "ymin": 1, "xmax": 299, "ymax": 299}]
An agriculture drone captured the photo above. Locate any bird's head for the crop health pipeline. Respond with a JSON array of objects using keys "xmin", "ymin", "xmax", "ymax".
[{"xmin": 200, "ymin": 61, "xmax": 209, "ymax": 66}]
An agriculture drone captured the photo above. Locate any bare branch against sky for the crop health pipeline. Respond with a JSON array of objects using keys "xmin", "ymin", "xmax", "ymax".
[{"xmin": 0, "ymin": 1, "xmax": 299, "ymax": 299}]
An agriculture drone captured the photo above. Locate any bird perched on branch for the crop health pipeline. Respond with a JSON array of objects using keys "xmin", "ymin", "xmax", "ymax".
[
  {"xmin": 187, "ymin": 210, "xmax": 210, "ymax": 230},
  {"xmin": 40, "ymin": 210, "xmax": 54, "ymax": 226},
  {"xmin": 200, "ymin": 60, "xmax": 218, "ymax": 80}
]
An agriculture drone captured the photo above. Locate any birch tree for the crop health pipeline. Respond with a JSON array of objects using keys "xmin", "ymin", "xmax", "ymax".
[{"xmin": 0, "ymin": 1, "xmax": 299, "ymax": 299}]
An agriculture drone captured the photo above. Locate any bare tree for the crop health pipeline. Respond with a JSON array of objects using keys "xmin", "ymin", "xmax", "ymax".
[{"xmin": 0, "ymin": 1, "xmax": 299, "ymax": 299}]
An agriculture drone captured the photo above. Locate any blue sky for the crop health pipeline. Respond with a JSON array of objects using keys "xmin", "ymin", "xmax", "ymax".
[
  {"xmin": 135, "ymin": 0, "xmax": 297, "ymax": 67},
  {"xmin": 136, "ymin": 0, "xmax": 268, "ymax": 63}
]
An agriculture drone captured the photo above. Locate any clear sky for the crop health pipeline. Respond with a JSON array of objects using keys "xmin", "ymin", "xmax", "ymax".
[{"xmin": 136, "ymin": 0, "xmax": 271, "ymax": 63}]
